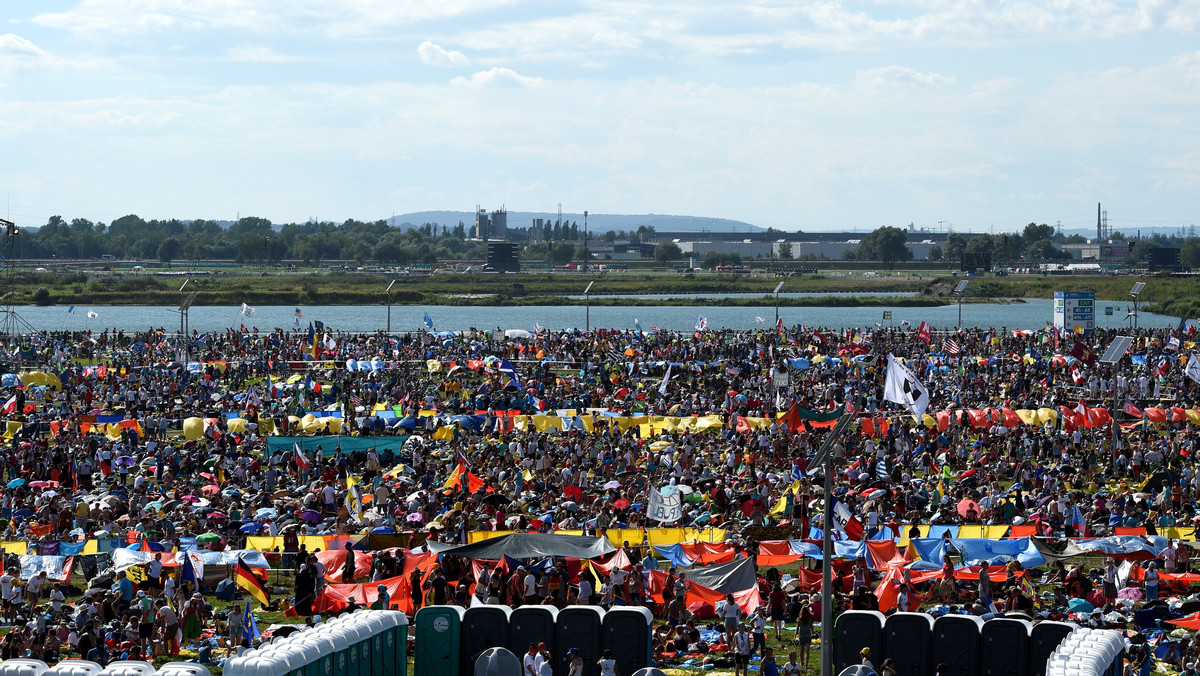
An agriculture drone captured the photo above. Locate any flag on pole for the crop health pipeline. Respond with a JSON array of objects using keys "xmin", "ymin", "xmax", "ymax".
[
  {"xmin": 657, "ymin": 364, "xmax": 672, "ymax": 396},
  {"xmin": 943, "ymin": 337, "xmax": 960, "ymax": 355},
  {"xmin": 695, "ymin": 315, "xmax": 708, "ymax": 331},
  {"xmin": 234, "ymin": 558, "xmax": 270, "ymax": 606},
  {"xmin": 831, "ymin": 497, "xmax": 864, "ymax": 540},
  {"xmin": 87, "ymin": 310, "xmax": 99, "ymax": 319},
  {"xmin": 916, "ymin": 321, "xmax": 932, "ymax": 344},
  {"xmin": 242, "ymin": 600, "xmax": 262, "ymax": 642},
  {"xmin": 292, "ymin": 442, "xmax": 308, "ymax": 472},
  {"xmin": 67, "ymin": 306, "xmax": 75, "ymax": 314},
  {"xmin": 180, "ymin": 551, "xmax": 200, "ymax": 588},
  {"xmin": 875, "ymin": 458, "xmax": 889, "ymax": 480},
  {"xmin": 634, "ymin": 318, "xmax": 643, "ymax": 334},
  {"xmin": 883, "ymin": 354, "xmax": 930, "ymax": 416},
  {"xmin": 423, "ymin": 312, "xmax": 434, "ymax": 330},
  {"xmin": 240, "ymin": 303, "xmax": 255, "ymax": 317},
  {"xmin": 294, "ymin": 308, "xmax": 302, "ymax": 328},
  {"xmin": 344, "ymin": 476, "xmax": 364, "ymax": 523},
  {"xmin": 1187, "ymin": 354, "xmax": 1200, "ymax": 385}
]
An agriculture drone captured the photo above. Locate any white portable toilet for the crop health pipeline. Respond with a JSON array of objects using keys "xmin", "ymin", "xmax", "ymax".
[
  {"xmin": 156, "ymin": 664, "xmax": 213, "ymax": 676},
  {"xmin": 0, "ymin": 659, "xmax": 50, "ymax": 676},
  {"xmin": 98, "ymin": 662, "xmax": 157, "ymax": 676},
  {"xmin": 43, "ymin": 662, "xmax": 103, "ymax": 676}
]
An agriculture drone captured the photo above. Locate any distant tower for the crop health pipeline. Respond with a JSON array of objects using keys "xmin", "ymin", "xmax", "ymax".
[
  {"xmin": 475, "ymin": 205, "xmax": 488, "ymax": 239},
  {"xmin": 490, "ymin": 207, "xmax": 507, "ymax": 239},
  {"xmin": 1097, "ymin": 203, "xmax": 1102, "ymax": 242}
]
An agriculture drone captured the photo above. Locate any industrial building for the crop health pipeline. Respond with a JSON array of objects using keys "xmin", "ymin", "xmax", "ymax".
[{"xmin": 473, "ymin": 207, "xmax": 508, "ymax": 240}]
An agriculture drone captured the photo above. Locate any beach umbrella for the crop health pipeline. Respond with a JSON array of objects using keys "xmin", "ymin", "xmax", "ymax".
[
  {"xmin": 613, "ymin": 498, "xmax": 631, "ymax": 510},
  {"xmin": 563, "ymin": 485, "xmax": 583, "ymax": 501},
  {"xmin": 161, "ymin": 500, "xmax": 180, "ymax": 511},
  {"xmin": 115, "ymin": 456, "xmax": 136, "ymax": 467},
  {"xmin": 1067, "ymin": 598, "xmax": 1094, "ymax": 613},
  {"xmin": 255, "ymin": 508, "xmax": 277, "ymax": 519},
  {"xmin": 956, "ymin": 499, "xmax": 981, "ymax": 518},
  {"xmin": 406, "ymin": 513, "xmax": 424, "ymax": 523},
  {"xmin": 201, "ymin": 485, "xmax": 219, "ymax": 495},
  {"xmin": 207, "ymin": 511, "xmax": 229, "ymax": 521},
  {"xmin": 196, "ymin": 533, "xmax": 221, "ymax": 543},
  {"xmin": 373, "ymin": 527, "xmax": 396, "ymax": 534},
  {"xmin": 298, "ymin": 509, "xmax": 322, "ymax": 523},
  {"xmin": 239, "ymin": 523, "xmax": 262, "ymax": 533},
  {"xmin": 6, "ymin": 479, "xmax": 24, "ymax": 488},
  {"xmin": 603, "ymin": 481, "xmax": 621, "ymax": 490},
  {"xmin": 146, "ymin": 501, "xmax": 162, "ymax": 511},
  {"xmin": 29, "ymin": 481, "xmax": 49, "ymax": 488}
]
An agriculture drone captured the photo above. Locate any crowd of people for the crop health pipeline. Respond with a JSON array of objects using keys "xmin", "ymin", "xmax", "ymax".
[{"xmin": 0, "ymin": 319, "xmax": 1196, "ymax": 673}]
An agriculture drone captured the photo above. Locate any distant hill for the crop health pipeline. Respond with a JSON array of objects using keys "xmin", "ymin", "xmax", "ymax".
[{"xmin": 386, "ymin": 211, "xmax": 763, "ymax": 233}]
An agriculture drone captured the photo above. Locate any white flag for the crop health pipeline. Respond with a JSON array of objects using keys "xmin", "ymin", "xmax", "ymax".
[
  {"xmin": 240, "ymin": 303, "xmax": 255, "ymax": 317},
  {"xmin": 86, "ymin": 310, "xmax": 98, "ymax": 319},
  {"xmin": 695, "ymin": 315, "xmax": 707, "ymax": 331},
  {"xmin": 658, "ymin": 364, "xmax": 672, "ymax": 396},
  {"xmin": 883, "ymin": 354, "xmax": 930, "ymax": 416},
  {"xmin": 647, "ymin": 488, "xmax": 682, "ymax": 523},
  {"xmin": 1187, "ymin": 355, "xmax": 1200, "ymax": 385}
]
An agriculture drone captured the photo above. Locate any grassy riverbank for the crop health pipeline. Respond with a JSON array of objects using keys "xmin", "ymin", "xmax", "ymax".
[{"xmin": 5, "ymin": 269, "xmax": 1193, "ymax": 309}]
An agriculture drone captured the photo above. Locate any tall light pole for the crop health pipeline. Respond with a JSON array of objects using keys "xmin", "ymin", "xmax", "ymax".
[
  {"xmin": 178, "ymin": 279, "xmax": 196, "ymax": 363},
  {"xmin": 1100, "ymin": 336, "xmax": 1133, "ymax": 467},
  {"xmin": 954, "ymin": 280, "xmax": 968, "ymax": 329},
  {"xmin": 583, "ymin": 210, "xmax": 588, "ymax": 272},
  {"xmin": 583, "ymin": 280, "xmax": 594, "ymax": 333},
  {"xmin": 1130, "ymin": 282, "xmax": 1145, "ymax": 330},
  {"xmin": 385, "ymin": 279, "xmax": 396, "ymax": 334},
  {"xmin": 773, "ymin": 281, "xmax": 785, "ymax": 326}
]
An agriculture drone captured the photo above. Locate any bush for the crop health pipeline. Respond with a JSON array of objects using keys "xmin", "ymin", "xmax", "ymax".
[{"xmin": 33, "ymin": 287, "xmax": 51, "ymax": 305}]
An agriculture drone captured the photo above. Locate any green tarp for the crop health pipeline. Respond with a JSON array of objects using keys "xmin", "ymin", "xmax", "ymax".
[
  {"xmin": 426, "ymin": 533, "xmax": 617, "ymax": 560},
  {"xmin": 265, "ymin": 435, "xmax": 409, "ymax": 456}
]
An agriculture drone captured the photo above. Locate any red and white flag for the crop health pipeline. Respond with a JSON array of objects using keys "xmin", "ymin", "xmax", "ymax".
[
  {"xmin": 1071, "ymin": 367, "xmax": 1084, "ymax": 385},
  {"xmin": 2, "ymin": 396, "xmax": 16, "ymax": 415},
  {"xmin": 916, "ymin": 321, "xmax": 932, "ymax": 344}
]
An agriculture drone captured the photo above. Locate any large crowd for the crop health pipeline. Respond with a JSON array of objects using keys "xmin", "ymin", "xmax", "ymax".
[{"xmin": 0, "ymin": 319, "xmax": 1197, "ymax": 674}]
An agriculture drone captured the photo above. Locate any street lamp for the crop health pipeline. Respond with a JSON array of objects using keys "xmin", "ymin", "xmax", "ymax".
[
  {"xmin": 1129, "ymin": 282, "xmax": 1145, "ymax": 329},
  {"xmin": 1100, "ymin": 335, "xmax": 1134, "ymax": 466},
  {"xmin": 953, "ymin": 280, "xmax": 969, "ymax": 328},
  {"xmin": 385, "ymin": 279, "xmax": 396, "ymax": 334},
  {"xmin": 773, "ymin": 281, "xmax": 784, "ymax": 326},
  {"xmin": 583, "ymin": 280, "xmax": 594, "ymax": 333},
  {"xmin": 178, "ymin": 279, "xmax": 196, "ymax": 363}
]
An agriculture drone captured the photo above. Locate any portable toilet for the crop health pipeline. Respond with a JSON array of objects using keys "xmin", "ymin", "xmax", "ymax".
[
  {"xmin": 238, "ymin": 650, "xmax": 297, "ymax": 676},
  {"xmin": 932, "ymin": 614, "xmax": 984, "ymax": 676},
  {"xmin": 630, "ymin": 669, "xmax": 668, "ymax": 676},
  {"xmin": 416, "ymin": 605, "xmax": 467, "ymax": 676},
  {"xmin": 42, "ymin": 662, "xmax": 103, "ymax": 676},
  {"xmin": 358, "ymin": 611, "xmax": 390, "ymax": 676},
  {"xmin": 1030, "ymin": 621, "xmax": 1076, "ymax": 676},
  {"xmin": 883, "ymin": 612, "xmax": 934, "ymax": 676},
  {"xmin": 305, "ymin": 629, "xmax": 340, "ymax": 676},
  {"xmin": 981, "ymin": 618, "xmax": 1031, "ymax": 676},
  {"xmin": 328, "ymin": 625, "xmax": 365, "ymax": 676},
  {"xmin": 0, "ymin": 660, "xmax": 50, "ymax": 676},
  {"xmin": 602, "ymin": 607, "xmax": 652, "ymax": 676},
  {"xmin": 473, "ymin": 647, "xmax": 522, "ymax": 676},
  {"xmin": 508, "ymin": 606, "xmax": 558, "ymax": 658},
  {"xmin": 345, "ymin": 617, "xmax": 375, "ymax": 676},
  {"xmin": 97, "ymin": 662, "xmax": 157, "ymax": 676},
  {"xmin": 833, "ymin": 611, "xmax": 885, "ymax": 674},
  {"xmin": 254, "ymin": 646, "xmax": 304, "ymax": 676},
  {"xmin": 463, "ymin": 606, "xmax": 514, "ymax": 676},
  {"xmin": 558, "ymin": 606, "xmax": 606, "ymax": 676},
  {"xmin": 376, "ymin": 610, "xmax": 410, "ymax": 675}
]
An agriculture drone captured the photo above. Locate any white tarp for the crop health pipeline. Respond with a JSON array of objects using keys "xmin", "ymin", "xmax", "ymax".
[
  {"xmin": 19, "ymin": 555, "xmax": 74, "ymax": 582},
  {"xmin": 111, "ymin": 547, "xmax": 269, "ymax": 572}
]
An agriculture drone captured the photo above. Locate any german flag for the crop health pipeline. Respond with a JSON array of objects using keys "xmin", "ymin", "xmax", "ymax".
[{"xmin": 234, "ymin": 558, "xmax": 270, "ymax": 606}]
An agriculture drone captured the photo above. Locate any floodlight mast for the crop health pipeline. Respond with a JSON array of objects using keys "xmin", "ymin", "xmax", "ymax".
[
  {"xmin": 1101, "ymin": 336, "xmax": 1133, "ymax": 466},
  {"xmin": 584, "ymin": 281, "xmax": 595, "ymax": 333},
  {"xmin": 774, "ymin": 281, "xmax": 785, "ymax": 325},
  {"xmin": 385, "ymin": 279, "xmax": 397, "ymax": 334},
  {"xmin": 954, "ymin": 280, "xmax": 969, "ymax": 329}
]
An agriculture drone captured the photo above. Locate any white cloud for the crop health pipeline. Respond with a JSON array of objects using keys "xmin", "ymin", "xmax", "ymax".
[
  {"xmin": 451, "ymin": 67, "xmax": 541, "ymax": 87},
  {"xmin": 417, "ymin": 41, "xmax": 469, "ymax": 67},
  {"xmin": 225, "ymin": 46, "xmax": 295, "ymax": 62},
  {"xmin": 854, "ymin": 66, "xmax": 956, "ymax": 96},
  {"xmin": 0, "ymin": 33, "xmax": 106, "ymax": 74}
]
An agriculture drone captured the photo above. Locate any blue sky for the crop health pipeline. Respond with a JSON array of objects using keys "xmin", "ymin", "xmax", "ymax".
[{"xmin": 1, "ymin": 0, "xmax": 1198, "ymax": 233}]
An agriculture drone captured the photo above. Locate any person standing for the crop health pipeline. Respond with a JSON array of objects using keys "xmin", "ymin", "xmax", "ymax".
[
  {"xmin": 598, "ymin": 649, "xmax": 620, "ymax": 676},
  {"xmin": 733, "ymin": 624, "xmax": 752, "ymax": 676}
]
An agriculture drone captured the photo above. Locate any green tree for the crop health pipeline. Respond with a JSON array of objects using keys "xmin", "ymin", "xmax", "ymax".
[
  {"xmin": 547, "ymin": 242, "xmax": 575, "ymax": 265},
  {"xmin": 928, "ymin": 245, "xmax": 942, "ymax": 261},
  {"xmin": 777, "ymin": 242, "xmax": 793, "ymax": 259},
  {"xmin": 1181, "ymin": 238, "xmax": 1200, "ymax": 268},
  {"xmin": 1022, "ymin": 223, "xmax": 1055, "ymax": 249},
  {"xmin": 655, "ymin": 241, "xmax": 683, "ymax": 262},
  {"xmin": 944, "ymin": 233, "xmax": 966, "ymax": 262},
  {"xmin": 157, "ymin": 237, "xmax": 181, "ymax": 264},
  {"xmin": 857, "ymin": 226, "xmax": 912, "ymax": 269},
  {"xmin": 1026, "ymin": 239, "xmax": 1066, "ymax": 261}
]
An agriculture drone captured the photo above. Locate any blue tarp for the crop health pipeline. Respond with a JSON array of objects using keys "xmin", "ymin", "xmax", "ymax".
[
  {"xmin": 910, "ymin": 537, "xmax": 1045, "ymax": 568},
  {"xmin": 927, "ymin": 525, "xmax": 959, "ymax": 540},
  {"xmin": 652, "ymin": 544, "xmax": 696, "ymax": 567}
]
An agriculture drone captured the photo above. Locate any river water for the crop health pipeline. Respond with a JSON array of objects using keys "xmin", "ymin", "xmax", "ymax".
[{"xmin": 19, "ymin": 299, "xmax": 1170, "ymax": 333}]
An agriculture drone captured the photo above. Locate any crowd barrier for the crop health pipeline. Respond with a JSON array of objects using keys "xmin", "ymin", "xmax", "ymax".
[
  {"xmin": 834, "ymin": 610, "xmax": 1078, "ymax": 676},
  {"xmin": 415, "ymin": 604, "xmax": 651, "ymax": 676}
]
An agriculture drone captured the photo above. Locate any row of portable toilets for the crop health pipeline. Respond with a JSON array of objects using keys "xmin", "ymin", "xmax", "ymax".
[
  {"xmin": 833, "ymin": 611, "xmax": 1108, "ymax": 676},
  {"xmin": 415, "ymin": 605, "xmax": 654, "ymax": 676},
  {"xmin": 0, "ymin": 658, "xmax": 209, "ymax": 676},
  {"xmin": 225, "ymin": 609, "xmax": 408, "ymax": 676},
  {"xmin": 1045, "ymin": 627, "xmax": 1125, "ymax": 676}
]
